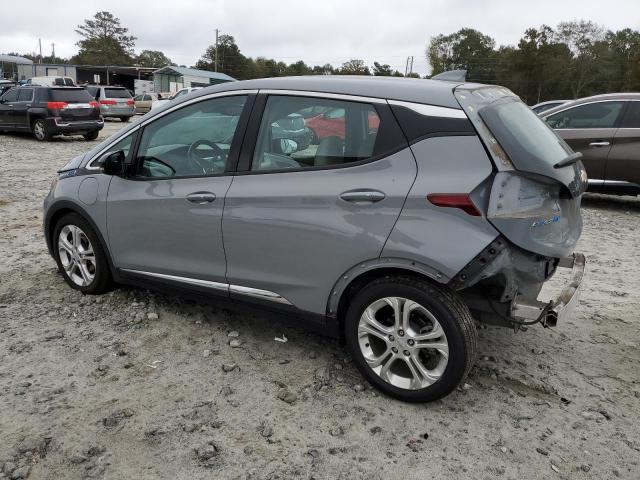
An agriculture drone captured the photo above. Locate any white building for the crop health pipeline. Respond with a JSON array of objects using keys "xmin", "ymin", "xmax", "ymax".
[{"xmin": 153, "ymin": 66, "xmax": 235, "ymax": 93}]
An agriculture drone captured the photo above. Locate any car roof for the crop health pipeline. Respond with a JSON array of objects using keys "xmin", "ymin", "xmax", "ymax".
[
  {"xmin": 176, "ymin": 76, "xmax": 466, "ymax": 109},
  {"xmin": 541, "ymin": 92, "xmax": 640, "ymax": 116}
]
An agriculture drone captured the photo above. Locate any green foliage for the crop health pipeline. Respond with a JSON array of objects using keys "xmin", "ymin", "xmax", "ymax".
[
  {"xmin": 72, "ymin": 11, "xmax": 136, "ymax": 65},
  {"xmin": 136, "ymin": 50, "xmax": 172, "ymax": 68},
  {"xmin": 427, "ymin": 22, "xmax": 640, "ymax": 103},
  {"xmin": 337, "ymin": 59, "xmax": 371, "ymax": 75}
]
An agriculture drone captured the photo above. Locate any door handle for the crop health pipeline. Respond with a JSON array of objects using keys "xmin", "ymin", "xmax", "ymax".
[
  {"xmin": 339, "ymin": 189, "xmax": 386, "ymax": 204},
  {"xmin": 186, "ymin": 192, "xmax": 216, "ymax": 204},
  {"xmin": 589, "ymin": 141, "xmax": 610, "ymax": 147}
]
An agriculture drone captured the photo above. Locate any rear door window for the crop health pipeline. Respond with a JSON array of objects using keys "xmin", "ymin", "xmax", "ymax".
[
  {"xmin": 620, "ymin": 102, "xmax": 640, "ymax": 128},
  {"xmin": 49, "ymin": 89, "xmax": 95, "ymax": 103},
  {"xmin": 546, "ymin": 101, "xmax": 624, "ymax": 129},
  {"xmin": 17, "ymin": 89, "xmax": 33, "ymax": 102},
  {"xmin": 104, "ymin": 88, "xmax": 131, "ymax": 99},
  {"xmin": 251, "ymin": 96, "xmax": 384, "ymax": 172}
]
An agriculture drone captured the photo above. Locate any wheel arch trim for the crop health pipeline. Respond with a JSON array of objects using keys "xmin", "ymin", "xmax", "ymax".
[
  {"xmin": 44, "ymin": 200, "xmax": 117, "ymax": 278},
  {"xmin": 326, "ymin": 257, "xmax": 450, "ymax": 318}
]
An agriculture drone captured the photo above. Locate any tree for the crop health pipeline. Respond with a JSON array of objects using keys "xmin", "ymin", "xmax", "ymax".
[
  {"xmin": 195, "ymin": 34, "xmax": 249, "ymax": 80},
  {"xmin": 372, "ymin": 62, "xmax": 393, "ymax": 76},
  {"xmin": 427, "ymin": 28, "xmax": 496, "ymax": 82},
  {"xmin": 555, "ymin": 21, "xmax": 607, "ymax": 98},
  {"xmin": 72, "ymin": 11, "xmax": 136, "ymax": 65},
  {"xmin": 338, "ymin": 59, "xmax": 370, "ymax": 75},
  {"xmin": 136, "ymin": 50, "xmax": 172, "ymax": 68}
]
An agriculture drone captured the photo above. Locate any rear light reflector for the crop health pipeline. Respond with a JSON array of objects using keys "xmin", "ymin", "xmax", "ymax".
[
  {"xmin": 126, "ymin": 99, "xmax": 134, "ymax": 106},
  {"xmin": 89, "ymin": 101, "xmax": 99, "ymax": 108},
  {"xmin": 99, "ymin": 100, "xmax": 116, "ymax": 105},
  {"xmin": 427, "ymin": 193, "xmax": 481, "ymax": 216},
  {"xmin": 47, "ymin": 101, "xmax": 67, "ymax": 110}
]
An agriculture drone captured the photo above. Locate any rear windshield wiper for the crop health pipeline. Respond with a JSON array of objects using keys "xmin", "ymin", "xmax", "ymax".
[{"xmin": 554, "ymin": 152, "xmax": 583, "ymax": 169}]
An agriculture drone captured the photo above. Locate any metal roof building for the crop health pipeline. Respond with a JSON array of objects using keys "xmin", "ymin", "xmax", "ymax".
[
  {"xmin": 152, "ymin": 66, "xmax": 235, "ymax": 93},
  {"xmin": 0, "ymin": 54, "xmax": 34, "ymax": 80}
]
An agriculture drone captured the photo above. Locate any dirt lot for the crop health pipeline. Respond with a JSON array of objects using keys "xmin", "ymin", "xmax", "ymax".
[{"xmin": 1, "ymin": 121, "xmax": 639, "ymax": 480}]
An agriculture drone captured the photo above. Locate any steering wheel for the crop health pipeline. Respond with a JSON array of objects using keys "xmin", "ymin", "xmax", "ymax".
[{"xmin": 187, "ymin": 139, "xmax": 226, "ymax": 174}]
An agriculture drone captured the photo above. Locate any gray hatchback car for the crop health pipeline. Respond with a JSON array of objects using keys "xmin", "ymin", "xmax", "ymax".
[{"xmin": 43, "ymin": 76, "xmax": 586, "ymax": 402}]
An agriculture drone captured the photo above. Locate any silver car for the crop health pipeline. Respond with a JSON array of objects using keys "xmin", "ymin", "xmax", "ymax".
[
  {"xmin": 85, "ymin": 85, "xmax": 135, "ymax": 122},
  {"xmin": 43, "ymin": 76, "xmax": 586, "ymax": 402}
]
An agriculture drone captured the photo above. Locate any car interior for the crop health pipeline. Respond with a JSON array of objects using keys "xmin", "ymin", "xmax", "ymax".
[
  {"xmin": 252, "ymin": 97, "xmax": 380, "ymax": 171},
  {"xmin": 134, "ymin": 96, "xmax": 246, "ymax": 178}
]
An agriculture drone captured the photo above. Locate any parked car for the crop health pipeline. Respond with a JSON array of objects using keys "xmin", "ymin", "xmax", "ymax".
[
  {"xmin": 26, "ymin": 76, "xmax": 76, "ymax": 87},
  {"xmin": 541, "ymin": 93, "xmax": 640, "ymax": 195},
  {"xmin": 133, "ymin": 93, "xmax": 159, "ymax": 114},
  {"xmin": 151, "ymin": 87, "xmax": 202, "ymax": 110},
  {"xmin": 43, "ymin": 76, "xmax": 586, "ymax": 402},
  {"xmin": 0, "ymin": 85, "xmax": 102, "ymax": 141},
  {"xmin": 85, "ymin": 85, "xmax": 135, "ymax": 122},
  {"xmin": 530, "ymin": 100, "xmax": 570, "ymax": 115},
  {"xmin": 305, "ymin": 107, "xmax": 380, "ymax": 143}
]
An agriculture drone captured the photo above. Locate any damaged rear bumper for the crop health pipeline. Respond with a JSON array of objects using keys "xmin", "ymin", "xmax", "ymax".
[{"xmin": 511, "ymin": 253, "xmax": 585, "ymax": 327}]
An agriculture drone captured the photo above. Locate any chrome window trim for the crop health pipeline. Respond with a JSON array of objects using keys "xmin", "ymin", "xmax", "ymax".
[
  {"xmin": 387, "ymin": 99, "xmax": 467, "ymax": 119},
  {"xmin": 85, "ymin": 89, "xmax": 258, "ymax": 170},
  {"xmin": 259, "ymin": 89, "xmax": 387, "ymax": 104},
  {"xmin": 120, "ymin": 269, "xmax": 292, "ymax": 305},
  {"xmin": 541, "ymin": 99, "xmax": 628, "ymax": 122}
]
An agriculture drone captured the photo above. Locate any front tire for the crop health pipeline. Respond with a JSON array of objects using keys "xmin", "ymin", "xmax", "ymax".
[
  {"xmin": 344, "ymin": 276, "xmax": 477, "ymax": 403},
  {"xmin": 53, "ymin": 213, "xmax": 112, "ymax": 294},
  {"xmin": 32, "ymin": 118, "xmax": 51, "ymax": 141},
  {"xmin": 83, "ymin": 130, "xmax": 99, "ymax": 141}
]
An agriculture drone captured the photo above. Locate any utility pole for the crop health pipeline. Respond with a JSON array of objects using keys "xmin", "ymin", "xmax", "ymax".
[
  {"xmin": 51, "ymin": 43, "xmax": 56, "ymax": 61},
  {"xmin": 404, "ymin": 56, "xmax": 409, "ymax": 76},
  {"xmin": 214, "ymin": 29, "xmax": 219, "ymax": 72},
  {"xmin": 409, "ymin": 56, "xmax": 414, "ymax": 76},
  {"xmin": 38, "ymin": 38, "xmax": 42, "ymax": 64}
]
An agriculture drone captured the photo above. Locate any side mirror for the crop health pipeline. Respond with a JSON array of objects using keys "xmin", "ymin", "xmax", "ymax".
[
  {"xmin": 100, "ymin": 150, "xmax": 125, "ymax": 175},
  {"xmin": 279, "ymin": 138, "xmax": 298, "ymax": 155}
]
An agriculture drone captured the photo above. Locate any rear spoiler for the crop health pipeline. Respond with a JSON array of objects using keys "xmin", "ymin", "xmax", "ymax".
[{"xmin": 431, "ymin": 70, "xmax": 467, "ymax": 82}]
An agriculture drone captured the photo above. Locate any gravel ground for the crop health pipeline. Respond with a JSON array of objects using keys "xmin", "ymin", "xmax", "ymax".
[{"xmin": 1, "ymin": 121, "xmax": 639, "ymax": 480}]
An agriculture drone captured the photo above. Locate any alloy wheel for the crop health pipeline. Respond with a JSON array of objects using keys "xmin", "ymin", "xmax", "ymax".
[
  {"xmin": 34, "ymin": 121, "xmax": 45, "ymax": 140},
  {"xmin": 357, "ymin": 297, "xmax": 449, "ymax": 390},
  {"xmin": 57, "ymin": 225, "xmax": 96, "ymax": 287}
]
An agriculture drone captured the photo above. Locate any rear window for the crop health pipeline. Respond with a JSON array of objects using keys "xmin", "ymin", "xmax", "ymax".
[
  {"xmin": 480, "ymin": 97, "xmax": 572, "ymax": 168},
  {"xmin": 49, "ymin": 89, "xmax": 94, "ymax": 103},
  {"xmin": 104, "ymin": 88, "xmax": 131, "ymax": 99}
]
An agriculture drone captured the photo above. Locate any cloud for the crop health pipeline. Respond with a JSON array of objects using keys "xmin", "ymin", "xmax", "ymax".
[{"xmin": 1, "ymin": 0, "xmax": 637, "ymax": 75}]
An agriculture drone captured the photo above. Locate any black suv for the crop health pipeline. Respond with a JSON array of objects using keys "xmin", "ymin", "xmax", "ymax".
[{"xmin": 0, "ymin": 86, "xmax": 103, "ymax": 141}]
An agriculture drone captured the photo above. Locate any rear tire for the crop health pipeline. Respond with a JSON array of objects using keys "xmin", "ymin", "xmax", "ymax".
[
  {"xmin": 52, "ymin": 213, "xmax": 112, "ymax": 294},
  {"xmin": 32, "ymin": 118, "xmax": 51, "ymax": 141},
  {"xmin": 120, "ymin": 117, "xmax": 130, "ymax": 122},
  {"xmin": 344, "ymin": 275, "xmax": 477, "ymax": 403},
  {"xmin": 83, "ymin": 131, "xmax": 99, "ymax": 141}
]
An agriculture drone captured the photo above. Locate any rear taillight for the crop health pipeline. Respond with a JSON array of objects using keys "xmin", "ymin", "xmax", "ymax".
[
  {"xmin": 47, "ymin": 101, "xmax": 67, "ymax": 110},
  {"xmin": 427, "ymin": 193, "xmax": 481, "ymax": 216},
  {"xmin": 126, "ymin": 99, "xmax": 134, "ymax": 106},
  {"xmin": 100, "ymin": 100, "xmax": 116, "ymax": 105},
  {"xmin": 89, "ymin": 101, "xmax": 99, "ymax": 108}
]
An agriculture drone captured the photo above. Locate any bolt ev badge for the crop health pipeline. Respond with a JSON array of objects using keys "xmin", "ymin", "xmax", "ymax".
[{"xmin": 531, "ymin": 215, "xmax": 560, "ymax": 228}]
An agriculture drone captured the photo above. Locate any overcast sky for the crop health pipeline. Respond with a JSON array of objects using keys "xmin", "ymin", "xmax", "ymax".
[{"xmin": 1, "ymin": 0, "xmax": 638, "ymax": 75}]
